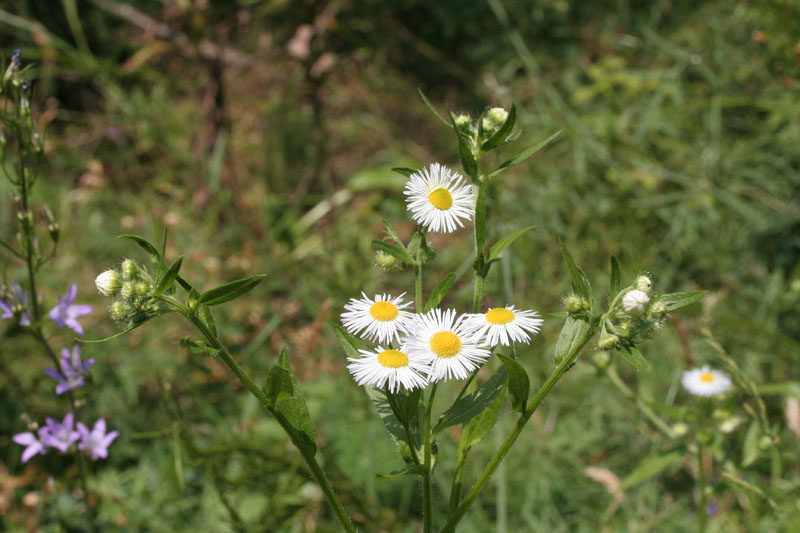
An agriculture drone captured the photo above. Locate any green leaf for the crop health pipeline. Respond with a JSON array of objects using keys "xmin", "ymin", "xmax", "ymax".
[
  {"xmin": 376, "ymin": 465, "xmax": 428, "ymax": 481},
  {"xmin": 434, "ymin": 367, "xmax": 508, "ymax": 435},
  {"xmin": 179, "ymin": 337, "xmax": 219, "ymax": 356},
  {"xmin": 654, "ymin": 291, "xmax": 706, "ymax": 311},
  {"xmin": 333, "ymin": 324, "xmax": 368, "ymax": 359},
  {"xmin": 450, "ymin": 111, "xmax": 478, "ymax": 178},
  {"xmin": 175, "ymin": 275, "xmax": 195, "ymax": 293},
  {"xmin": 79, "ymin": 308, "xmax": 174, "ymax": 343},
  {"xmin": 553, "ymin": 317, "xmax": 594, "ymax": 366},
  {"xmin": 265, "ymin": 366, "xmax": 293, "ymax": 409},
  {"xmin": 741, "ymin": 419, "xmax": 761, "ymax": 467},
  {"xmin": 490, "ymin": 130, "xmax": 562, "ymax": 177},
  {"xmin": 480, "ymin": 103, "xmax": 516, "ymax": 151},
  {"xmin": 498, "ymin": 355, "xmax": 529, "ymax": 413},
  {"xmin": 198, "ymin": 274, "xmax": 266, "ymax": 306},
  {"xmin": 405, "ymin": 388, "xmax": 423, "ymax": 422},
  {"xmin": 391, "ymin": 167, "xmax": 417, "ymax": 178},
  {"xmin": 199, "ymin": 304, "xmax": 217, "ymax": 337},
  {"xmin": 462, "ymin": 382, "xmax": 507, "ymax": 448},
  {"xmin": 619, "ymin": 450, "xmax": 684, "ymax": 490},
  {"xmin": 559, "ymin": 240, "xmax": 592, "ymax": 302},
  {"xmin": 473, "ymin": 180, "xmax": 488, "ymax": 272},
  {"xmin": 118, "ymin": 234, "xmax": 160, "ymax": 260},
  {"xmin": 610, "ymin": 255, "xmax": 621, "ymax": 301},
  {"xmin": 618, "ymin": 345, "xmax": 649, "ymax": 371},
  {"xmin": 365, "ymin": 386, "xmax": 416, "ymax": 464},
  {"xmin": 417, "ymin": 88, "xmax": 452, "ymax": 128},
  {"xmin": 277, "ymin": 397, "xmax": 316, "ymax": 456},
  {"xmin": 372, "ymin": 239, "xmax": 414, "ymax": 265},
  {"xmin": 382, "ymin": 219, "xmax": 405, "ymax": 247},
  {"xmin": 425, "ymin": 273, "xmax": 456, "ymax": 312},
  {"xmin": 488, "ymin": 226, "xmax": 536, "ymax": 263},
  {"xmin": 758, "ymin": 381, "xmax": 800, "ymax": 401},
  {"xmin": 154, "ymin": 255, "xmax": 183, "ymax": 297}
]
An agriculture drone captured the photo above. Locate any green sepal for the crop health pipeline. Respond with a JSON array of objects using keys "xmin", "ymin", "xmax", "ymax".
[
  {"xmin": 417, "ymin": 88, "xmax": 452, "ymax": 128},
  {"xmin": 618, "ymin": 345, "xmax": 649, "ymax": 371},
  {"xmin": 653, "ymin": 291, "xmax": 706, "ymax": 311},
  {"xmin": 489, "ymin": 130, "xmax": 562, "ymax": 177},
  {"xmin": 498, "ymin": 354, "xmax": 529, "ymax": 413},
  {"xmin": 154, "ymin": 255, "xmax": 183, "ymax": 297},
  {"xmin": 198, "ymin": 274, "xmax": 266, "ymax": 306},
  {"xmin": 425, "ymin": 272, "xmax": 457, "ymax": 312},
  {"xmin": 619, "ymin": 449, "xmax": 685, "ymax": 490},
  {"xmin": 450, "ymin": 111, "xmax": 478, "ymax": 178},
  {"xmin": 480, "ymin": 103, "xmax": 516, "ymax": 151},
  {"xmin": 372, "ymin": 239, "xmax": 414, "ymax": 265},
  {"xmin": 610, "ymin": 255, "xmax": 621, "ymax": 301},
  {"xmin": 376, "ymin": 465, "xmax": 428, "ymax": 481},
  {"xmin": 433, "ymin": 366, "xmax": 508, "ymax": 435},
  {"xmin": 559, "ymin": 240, "xmax": 592, "ymax": 303}
]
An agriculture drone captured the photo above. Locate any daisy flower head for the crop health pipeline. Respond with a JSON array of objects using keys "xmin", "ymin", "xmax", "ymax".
[
  {"xmin": 341, "ymin": 292, "xmax": 415, "ymax": 344},
  {"xmin": 403, "ymin": 163, "xmax": 475, "ymax": 233},
  {"xmin": 405, "ymin": 308, "xmax": 491, "ymax": 382},
  {"xmin": 682, "ymin": 366, "xmax": 732, "ymax": 397},
  {"xmin": 464, "ymin": 305, "xmax": 543, "ymax": 347},
  {"xmin": 347, "ymin": 346, "xmax": 430, "ymax": 393}
]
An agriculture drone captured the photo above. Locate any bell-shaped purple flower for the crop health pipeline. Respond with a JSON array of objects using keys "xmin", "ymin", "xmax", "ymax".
[
  {"xmin": 12, "ymin": 429, "xmax": 46, "ymax": 463},
  {"xmin": 40, "ymin": 413, "xmax": 81, "ymax": 452},
  {"xmin": 77, "ymin": 418, "xmax": 118, "ymax": 460},
  {"xmin": 48, "ymin": 283, "xmax": 93, "ymax": 336},
  {"xmin": 43, "ymin": 345, "xmax": 95, "ymax": 395},
  {"xmin": 0, "ymin": 281, "xmax": 31, "ymax": 326}
]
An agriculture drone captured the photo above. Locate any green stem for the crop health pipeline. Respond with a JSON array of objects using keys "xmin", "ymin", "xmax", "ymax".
[
  {"xmin": 185, "ymin": 312, "xmax": 356, "ymax": 533},
  {"xmin": 697, "ymin": 443, "xmax": 708, "ymax": 533},
  {"xmin": 423, "ymin": 383, "xmax": 438, "ymax": 533},
  {"xmin": 604, "ymin": 366, "xmax": 675, "ymax": 439},
  {"xmin": 442, "ymin": 330, "xmax": 594, "ymax": 532},
  {"xmin": 415, "ymin": 265, "xmax": 423, "ymax": 312}
]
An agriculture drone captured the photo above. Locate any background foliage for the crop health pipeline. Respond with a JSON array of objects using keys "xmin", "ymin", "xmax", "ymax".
[{"xmin": 1, "ymin": 0, "xmax": 799, "ymax": 531}]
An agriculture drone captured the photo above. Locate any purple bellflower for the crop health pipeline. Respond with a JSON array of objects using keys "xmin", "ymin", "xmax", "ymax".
[
  {"xmin": 77, "ymin": 418, "xmax": 118, "ymax": 460},
  {"xmin": 12, "ymin": 429, "xmax": 47, "ymax": 463},
  {"xmin": 0, "ymin": 281, "xmax": 31, "ymax": 326},
  {"xmin": 40, "ymin": 413, "xmax": 81, "ymax": 453},
  {"xmin": 48, "ymin": 283, "xmax": 92, "ymax": 335},
  {"xmin": 43, "ymin": 345, "xmax": 95, "ymax": 395}
]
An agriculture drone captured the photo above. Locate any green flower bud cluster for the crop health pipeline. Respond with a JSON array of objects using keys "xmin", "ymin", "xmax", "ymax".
[
  {"xmin": 95, "ymin": 259, "xmax": 158, "ymax": 324},
  {"xmin": 374, "ymin": 250, "xmax": 399, "ymax": 271},
  {"xmin": 481, "ymin": 107, "xmax": 508, "ymax": 135}
]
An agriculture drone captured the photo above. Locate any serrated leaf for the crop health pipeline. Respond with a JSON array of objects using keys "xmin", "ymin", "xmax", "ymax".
[
  {"xmin": 434, "ymin": 367, "xmax": 508, "ymax": 435},
  {"xmin": 559, "ymin": 240, "xmax": 592, "ymax": 302},
  {"xmin": 488, "ymin": 225, "xmax": 535, "ymax": 263},
  {"xmin": 480, "ymin": 103, "xmax": 516, "ymax": 151},
  {"xmin": 490, "ymin": 130, "xmax": 562, "ymax": 177},
  {"xmin": 654, "ymin": 291, "xmax": 706, "ymax": 311},
  {"xmin": 277, "ymin": 396, "xmax": 316, "ymax": 455},
  {"xmin": 610, "ymin": 255, "xmax": 621, "ymax": 301},
  {"xmin": 417, "ymin": 88, "xmax": 452, "ymax": 128},
  {"xmin": 118, "ymin": 234, "xmax": 160, "ymax": 260},
  {"xmin": 391, "ymin": 167, "xmax": 417, "ymax": 178},
  {"xmin": 450, "ymin": 111, "xmax": 478, "ymax": 178},
  {"xmin": 618, "ymin": 345, "xmax": 649, "ymax": 371},
  {"xmin": 372, "ymin": 239, "xmax": 414, "ymax": 265},
  {"xmin": 425, "ymin": 273, "xmax": 456, "ymax": 312},
  {"xmin": 154, "ymin": 255, "xmax": 183, "ymax": 297},
  {"xmin": 198, "ymin": 275, "xmax": 266, "ymax": 306},
  {"xmin": 376, "ymin": 465, "xmax": 427, "ymax": 481},
  {"xmin": 741, "ymin": 419, "xmax": 761, "ymax": 467},
  {"xmin": 498, "ymin": 355, "xmax": 529, "ymax": 413},
  {"xmin": 462, "ymin": 383, "xmax": 507, "ymax": 448},
  {"xmin": 333, "ymin": 324, "xmax": 367, "ymax": 359},
  {"xmin": 619, "ymin": 450, "xmax": 684, "ymax": 490},
  {"xmin": 265, "ymin": 366, "xmax": 293, "ymax": 409},
  {"xmin": 553, "ymin": 317, "xmax": 594, "ymax": 366}
]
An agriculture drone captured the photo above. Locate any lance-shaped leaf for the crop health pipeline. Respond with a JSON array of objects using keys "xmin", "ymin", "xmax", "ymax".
[
  {"xmin": 653, "ymin": 291, "xmax": 706, "ymax": 311},
  {"xmin": 265, "ymin": 366, "xmax": 293, "ymax": 408},
  {"xmin": 179, "ymin": 336, "xmax": 219, "ymax": 356},
  {"xmin": 450, "ymin": 111, "xmax": 478, "ymax": 178},
  {"xmin": 462, "ymin": 382, "xmax": 507, "ymax": 448},
  {"xmin": 333, "ymin": 324, "xmax": 367, "ymax": 359},
  {"xmin": 391, "ymin": 167, "xmax": 417, "ymax": 178},
  {"xmin": 198, "ymin": 274, "xmax": 266, "ymax": 306},
  {"xmin": 376, "ymin": 464, "xmax": 428, "ymax": 481},
  {"xmin": 273, "ymin": 347, "xmax": 316, "ymax": 455},
  {"xmin": 498, "ymin": 355, "xmax": 529, "ymax": 413},
  {"xmin": 553, "ymin": 317, "xmax": 594, "ymax": 366},
  {"xmin": 118, "ymin": 234, "xmax": 160, "ymax": 260},
  {"xmin": 489, "ymin": 129, "xmax": 562, "ymax": 177},
  {"xmin": 487, "ymin": 225, "xmax": 536, "ymax": 264},
  {"xmin": 618, "ymin": 345, "xmax": 649, "ymax": 371},
  {"xmin": 405, "ymin": 387, "xmax": 423, "ymax": 421},
  {"xmin": 425, "ymin": 273, "xmax": 456, "ymax": 312},
  {"xmin": 154, "ymin": 255, "xmax": 183, "ymax": 297},
  {"xmin": 473, "ymin": 180, "xmax": 488, "ymax": 273},
  {"xmin": 80, "ymin": 308, "xmax": 174, "ymax": 343},
  {"xmin": 741, "ymin": 419, "xmax": 761, "ymax": 467},
  {"xmin": 372, "ymin": 239, "xmax": 414, "ymax": 265},
  {"xmin": 418, "ymin": 88, "xmax": 452, "ymax": 128},
  {"xmin": 619, "ymin": 449, "xmax": 684, "ymax": 490},
  {"xmin": 610, "ymin": 255, "xmax": 621, "ymax": 301},
  {"xmin": 433, "ymin": 367, "xmax": 508, "ymax": 435},
  {"xmin": 560, "ymin": 240, "xmax": 592, "ymax": 302},
  {"xmin": 480, "ymin": 104, "xmax": 516, "ymax": 151},
  {"xmin": 382, "ymin": 219, "xmax": 406, "ymax": 247},
  {"xmin": 199, "ymin": 304, "xmax": 217, "ymax": 337},
  {"xmin": 365, "ymin": 386, "xmax": 417, "ymax": 464}
]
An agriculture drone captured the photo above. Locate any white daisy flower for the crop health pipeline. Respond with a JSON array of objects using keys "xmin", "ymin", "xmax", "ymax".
[
  {"xmin": 404, "ymin": 308, "xmax": 491, "ymax": 382},
  {"xmin": 341, "ymin": 292, "xmax": 415, "ymax": 344},
  {"xmin": 681, "ymin": 366, "xmax": 732, "ymax": 397},
  {"xmin": 403, "ymin": 163, "xmax": 475, "ymax": 233},
  {"xmin": 463, "ymin": 305, "xmax": 543, "ymax": 347},
  {"xmin": 347, "ymin": 346, "xmax": 430, "ymax": 393}
]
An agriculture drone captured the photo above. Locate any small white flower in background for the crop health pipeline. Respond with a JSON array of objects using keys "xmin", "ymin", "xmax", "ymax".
[
  {"xmin": 622, "ymin": 289, "xmax": 650, "ymax": 316},
  {"xmin": 404, "ymin": 308, "xmax": 490, "ymax": 382},
  {"xmin": 682, "ymin": 366, "xmax": 732, "ymax": 397},
  {"xmin": 341, "ymin": 292, "xmax": 416, "ymax": 345},
  {"xmin": 347, "ymin": 346, "xmax": 430, "ymax": 393},
  {"xmin": 463, "ymin": 305, "xmax": 543, "ymax": 347},
  {"xmin": 95, "ymin": 269, "xmax": 121, "ymax": 297},
  {"xmin": 403, "ymin": 163, "xmax": 475, "ymax": 233}
]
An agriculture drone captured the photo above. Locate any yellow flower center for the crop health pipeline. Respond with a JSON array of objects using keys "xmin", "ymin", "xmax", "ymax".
[
  {"xmin": 370, "ymin": 301, "xmax": 398, "ymax": 321},
  {"xmin": 377, "ymin": 349, "xmax": 409, "ymax": 368},
  {"xmin": 428, "ymin": 187, "xmax": 453, "ymax": 210},
  {"xmin": 485, "ymin": 308, "xmax": 514, "ymax": 324},
  {"xmin": 699, "ymin": 373, "xmax": 715, "ymax": 383},
  {"xmin": 429, "ymin": 331, "xmax": 462, "ymax": 358}
]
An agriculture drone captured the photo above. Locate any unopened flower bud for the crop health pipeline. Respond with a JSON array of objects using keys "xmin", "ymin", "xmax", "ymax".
[
  {"xmin": 121, "ymin": 259, "xmax": 137, "ymax": 281},
  {"xmin": 453, "ymin": 113, "xmax": 472, "ymax": 131},
  {"xmin": 719, "ymin": 416, "xmax": 741, "ymax": 434},
  {"xmin": 135, "ymin": 281, "xmax": 150, "ymax": 298},
  {"xmin": 47, "ymin": 222, "xmax": 60, "ymax": 243},
  {"xmin": 647, "ymin": 300, "xmax": 667, "ymax": 319},
  {"xmin": 374, "ymin": 250, "xmax": 398, "ymax": 270},
  {"xmin": 481, "ymin": 107, "xmax": 508, "ymax": 133},
  {"xmin": 592, "ymin": 350, "xmax": 611, "ymax": 369},
  {"xmin": 95, "ymin": 270, "xmax": 121, "ymax": 297},
  {"xmin": 635, "ymin": 274, "xmax": 652, "ymax": 293},
  {"xmin": 672, "ymin": 422, "xmax": 689, "ymax": 438},
  {"xmin": 622, "ymin": 289, "xmax": 650, "ymax": 316},
  {"xmin": 565, "ymin": 294, "xmax": 589, "ymax": 313},
  {"xmin": 598, "ymin": 333, "xmax": 619, "ymax": 351},
  {"xmin": 122, "ymin": 282, "xmax": 136, "ymax": 301},
  {"xmin": 758, "ymin": 436, "xmax": 773, "ymax": 450},
  {"xmin": 109, "ymin": 301, "xmax": 127, "ymax": 322}
]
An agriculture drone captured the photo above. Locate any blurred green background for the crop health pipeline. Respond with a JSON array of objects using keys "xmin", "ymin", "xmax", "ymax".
[{"xmin": 1, "ymin": 0, "xmax": 799, "ymax": 531}]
